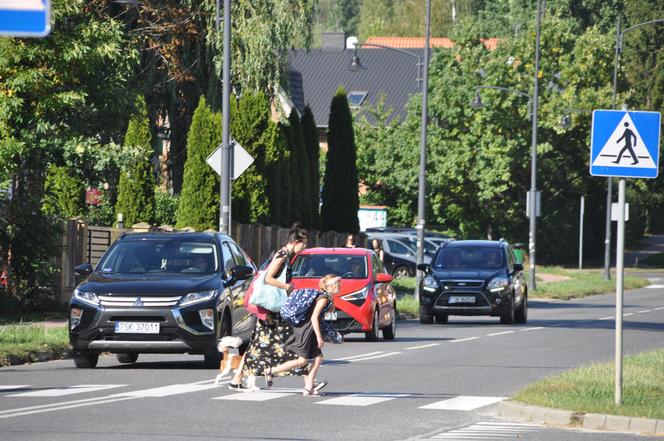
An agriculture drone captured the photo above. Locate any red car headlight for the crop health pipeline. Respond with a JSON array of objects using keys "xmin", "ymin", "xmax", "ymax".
[{"xmin": 341, "ymin": 287, "xmax": 369, "ymax": 302}]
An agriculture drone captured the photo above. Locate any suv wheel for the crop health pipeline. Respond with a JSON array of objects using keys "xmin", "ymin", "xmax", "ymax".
[
  {"xmin": 515, "ymin": 294, "xmax": 528, "ymax": 324},
  {"xmin": 419, "ymin": 305, "xmax": 433, "ymax": 324},
  {"xmin": 365, "ymin": 309, "xmax": 380, "ymax": 342},
  {"xmin": 500, "ymin": 299, "xmax": 515, "ymax": 325},
  {"xmin": 392, "ymin": 266, "xmax": 410, "ymax": 279},
  {"xmin": 434, "ymin": 313, "xmax": 448, "ymax": 324},
  {"xmin": 73, "ymin": 350, "xmax": 99, "ymax": 368},
  {"xmin": 382, "ymin": 307, "xmax": 397, "ymax": 340},
  {"xmin": 116, "ymin": 353, "xmax": 139, "ymax": 364}
]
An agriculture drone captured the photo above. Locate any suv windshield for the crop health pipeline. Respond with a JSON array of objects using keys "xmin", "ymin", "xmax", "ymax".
[
  {"xmin": 292, "ymin": 254, "xmax": 367, "ymax": 279},
  {"xmin": 434, "ymin": 247, "xmax": 504, "ymax": 270},
  {"xmin": 97, "ymin": 239, "xmax": 218, "ymax": 274}
]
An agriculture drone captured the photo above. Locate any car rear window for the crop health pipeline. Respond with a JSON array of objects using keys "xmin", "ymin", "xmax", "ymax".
[
  {"xmin": 292, "ymin": 254, "xmax": 367, "ymax": 279},
  {"xmin": 98, "ymin": 239, "xmax": 218, "ymax": 274},
  {"xmin": 434, "ymin": 247, "xmax": 504, "ymax": 270}
]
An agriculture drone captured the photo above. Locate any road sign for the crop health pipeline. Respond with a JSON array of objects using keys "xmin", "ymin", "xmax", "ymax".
[
  {"xmin": 590, "ymin": 110, "xmax": 661, "ymax": 178},
  {"xmin": 611, "ymin": 202, "xmax": 629, "ymax": 222},
  {"xmin": 206, "ymin": 140, "xmax": 254, "ymax": 180},
  {"xmin": 0, "ymin": 0, "xmax": 51, "ymax": 37}
]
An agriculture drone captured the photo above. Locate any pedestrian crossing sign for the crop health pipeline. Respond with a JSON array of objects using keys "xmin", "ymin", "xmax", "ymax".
[{"xmin": 590, "ymin": 110, "xmax": 661, "ymax": 178}]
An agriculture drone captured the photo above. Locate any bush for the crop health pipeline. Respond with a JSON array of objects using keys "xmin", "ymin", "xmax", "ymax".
[
  {"xmin": 154, "ymin": 190, "xmax": 179, "ymax": 226},
  {"xmin": 42, "ymin": 165, "xmax": 84, "ymax": 219}
]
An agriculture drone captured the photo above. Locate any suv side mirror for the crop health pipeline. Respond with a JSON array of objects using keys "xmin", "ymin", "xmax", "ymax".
[
  {"xmin": 513, "ymin": 263, "xmax": 524, "ymax": 272},
  {"xmin": 74, "ymin": 263, "xmax": 93, "ymax": 277},
  {"xmin": 375, "ymin": 273, "xmax": 393, "ymax": 283},
  {"xmin": 226, "ymin": 264, "xmax": 254, "ymax": 281},
  {"xmin": 417, "ymin": 263, "xmax": 430, "ymax": 273}
]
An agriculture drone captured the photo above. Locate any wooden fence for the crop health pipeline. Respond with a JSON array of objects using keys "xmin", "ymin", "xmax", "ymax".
[{"xmin": 55, "ymin": 220, "xmax": 365, "ymax": 304}]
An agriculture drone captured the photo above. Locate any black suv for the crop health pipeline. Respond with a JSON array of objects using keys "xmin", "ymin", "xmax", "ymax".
[
  {"xmin": 418, "ymin": 240, "xmax": 527, "ymax": 324},
  {"xmin": 69, "ymin": 232, "xmax": 255, "ymax": 368}
]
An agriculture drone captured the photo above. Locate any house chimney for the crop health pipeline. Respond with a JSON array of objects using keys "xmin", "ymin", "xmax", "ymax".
[{"xmin": 322, "ymin": 32, "xmax": 346, "ymax": 51}]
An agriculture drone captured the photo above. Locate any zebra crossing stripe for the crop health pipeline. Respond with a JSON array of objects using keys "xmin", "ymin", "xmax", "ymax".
[
  {"xmin": 214, "ymin": 391, "xmax": 296, "ymax": 401},
  {"xmin": 419, "ymin": 396, "xmax": 506, "ymax": 411},
  {"xmin": 7, "ymin": 384, "xmax": 126, "ymax": 397},
  {"xmin": 317, "ymin": 392, "xmax": 410, "ymax": 407},
  {"xmin": 114, "ymin": 380, "xmax": 217, "ymax": 398},
  {"xmin": 429, "ymin": 421, "xmax": 540, "ymax": 440}
]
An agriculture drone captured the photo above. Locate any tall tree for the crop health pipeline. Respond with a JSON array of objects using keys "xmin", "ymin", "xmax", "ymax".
[
  {"xmin": 321, "ymin": 87, "xmax": 360, "ymax": 233},
  {"xmin": 277, "ymin": 123, "xmax": 295, "ymax": 226},
  {"xmin": 115, "ymin": 96, "xmax": 156, "ymax": 226},
  {"xmin": 288, "ymin": 110, "xmax": 313, "ymax": 227},
  {"xmin": 176, "ymin": 97, "xmax": 221, "ymax": 231},
  {"xmin": 302, "ymin": 106, "xmax": 321, "ymax": 228}
]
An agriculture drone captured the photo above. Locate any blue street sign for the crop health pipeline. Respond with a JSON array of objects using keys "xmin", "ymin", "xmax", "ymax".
[
  {"xmin": 590, "ymin": 110, "xmax": 661, "ymax": 179},
  {"xmin": 0, "ymin": 0, "xmax": 51, "ymax": 37}
]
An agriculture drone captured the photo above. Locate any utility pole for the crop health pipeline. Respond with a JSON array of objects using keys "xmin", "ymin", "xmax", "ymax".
[{"xmin": 218, "ymin": 0, "xmax": 232, "ymax": 233}]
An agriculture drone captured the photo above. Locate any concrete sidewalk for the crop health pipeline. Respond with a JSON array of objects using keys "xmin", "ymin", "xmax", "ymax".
[{"xmin": 498, "ymin": 401, "xmax": 664, "ymax": 436}]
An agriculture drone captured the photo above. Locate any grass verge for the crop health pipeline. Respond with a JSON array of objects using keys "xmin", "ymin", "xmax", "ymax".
[
  {"xmin": 514, "ymin": 349, "xmax": 664, "ymax": 420},
  {"xmin": 0, "ymin": 324, "xmax": 70, "ymax": 366},
  {"xmin": 528, "ymin": 267, "xmax": 650, "ymax": 300}
]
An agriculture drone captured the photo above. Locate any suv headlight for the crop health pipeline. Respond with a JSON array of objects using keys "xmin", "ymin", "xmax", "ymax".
[
  {"xmin": 422, "ymin": 276, "xmax": 439, "ymax": 292},
  {"xmin": 487, "ymin": 277, "xmax": 509, "ymax": 292},
  {"xmin": 179, "ymin": 289, "xmax": 218, "ymax": 307},
  {"xmin": 341, "ymin": 287, "xmax": 368, "ymax": 302},
  {"xmin": 73, "ymin": 288, "xmax": 100, "ymax": 307}
]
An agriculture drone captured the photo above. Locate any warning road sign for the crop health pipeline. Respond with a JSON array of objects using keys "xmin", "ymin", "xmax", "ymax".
[{"xmin": 590, "ymin": 110, "xmax": 661, "ymax": 179}]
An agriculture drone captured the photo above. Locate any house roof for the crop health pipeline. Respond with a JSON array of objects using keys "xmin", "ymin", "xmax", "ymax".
[
  {"xmin": 365, "ymin": 36, "xmax": 499, "ymax": 50},
  {"xmin": 288, "ymin": 48, "xmax": 422, "ymax": 129}
]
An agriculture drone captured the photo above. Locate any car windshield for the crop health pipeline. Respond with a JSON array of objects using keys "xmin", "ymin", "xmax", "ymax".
[
  {"xmin": 292, "ymin": 254, "xmax": 367, "ymax": 279},
  {"xmin": 434, "ymin": 247, "xmax": 504, "ymax": 270},
  {"xmin": 97, "ymin": 239, "xmax": 218, "ymax": 275}
]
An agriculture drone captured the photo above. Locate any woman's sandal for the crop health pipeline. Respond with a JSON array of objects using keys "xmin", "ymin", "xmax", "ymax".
[
  {"xmin": 313, "ymin": 380, "xmax": 328, "ymax": 392},
  {"xmin": 264, "ymin": 367, "xmax": 274, "ymax": 389},
  {"xmin": 302, "ymin": 387, "xmax": 321, "ymax": 396}
]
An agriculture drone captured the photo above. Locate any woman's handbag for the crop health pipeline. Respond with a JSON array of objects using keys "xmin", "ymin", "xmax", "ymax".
[
  {"xmin": 243, "ymin": 272, "xmax": 270, "ymax": 321},
  {"xmin": 249, "ymin": 263, "xmax": 288, "ymax": 312}
]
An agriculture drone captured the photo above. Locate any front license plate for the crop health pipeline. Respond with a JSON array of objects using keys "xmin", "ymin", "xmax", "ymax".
[
  {"xmin": 114, "ymin": 322, "xmax": 160, "ymax": 334},
  {"xmin": 449, "ymin": 296, "xmax": 476, "ymax": 304},
  {"xmin": 324, "ymin": 311, "xmax": 337, "ymax": 321}
]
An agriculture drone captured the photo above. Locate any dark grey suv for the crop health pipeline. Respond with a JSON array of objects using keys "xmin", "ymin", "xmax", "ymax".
[
  {"xmin": 69, "ymin": 232, "xmax": 255, "ymax": 368},
  {"xmin": 417, "ymin": 240, "xmax": 527, "ymax": 325}
]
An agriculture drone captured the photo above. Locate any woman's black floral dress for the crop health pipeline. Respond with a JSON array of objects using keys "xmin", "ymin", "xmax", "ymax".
[{"xmin": 242, "ymin": 249, "xmax": 309, "ymax": 377}]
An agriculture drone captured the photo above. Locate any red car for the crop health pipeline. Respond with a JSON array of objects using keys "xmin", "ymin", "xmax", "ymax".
[{"xmin": 291, "ymin": 247, "xmax": 397, "ymax": 341}]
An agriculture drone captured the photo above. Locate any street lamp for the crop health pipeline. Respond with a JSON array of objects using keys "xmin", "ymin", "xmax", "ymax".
[
  {"xmin": 603, "ymin": 16, "xmax": 664, "ymax": 281},
  {"xmin": 349, "ymin": 0, "xmax": 431, "ymax": 301}
]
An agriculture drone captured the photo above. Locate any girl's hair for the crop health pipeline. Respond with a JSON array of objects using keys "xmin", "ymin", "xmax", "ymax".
[
  {"xmin": 288, "ymin": 223, "xmax": 308, "ymax": 243},
  {"xmin": 319, "ymin": 274, "xmax": 341, "ymax": 290}
]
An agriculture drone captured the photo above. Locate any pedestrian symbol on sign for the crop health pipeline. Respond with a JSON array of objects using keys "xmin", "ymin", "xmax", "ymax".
[{"xmin": 614, "ymin": 122, "xmax": 638, "ymax": 165}]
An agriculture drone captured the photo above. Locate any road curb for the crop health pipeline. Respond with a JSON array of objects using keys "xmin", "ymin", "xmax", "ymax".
[
  {"xmin": 0, "ymin": 347, "xmax": 71, "ymax": 367},
  {"xmin": 497, "ymin": 400, "xmax": 664, "ymax": 436}
]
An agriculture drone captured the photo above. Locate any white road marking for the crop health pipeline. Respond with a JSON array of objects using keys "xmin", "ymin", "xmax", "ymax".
[
  {"xmin": 429, "ymin": 421, "xmax": 540, "ymax": 440},
  {"xmin": 655, "ymin": 306, "xmax": 664, "ymax": 311},
  {"xmin": 0, "ymin": 396, "xmax": 136, "ymax": 420},
  {"xmin": 113, "ymin": 380, "xmax": 217, "ymax": 398},
  {"xmin": 8, "ymin": 384, "xmax": 126, "ymax": 397},
  {"xmin": 347, "ymin": 352, "xmax": 401, "ymax": 362},
  {"xmin": 646, "ymin": 284, "xmax": 664, "ymax": 289},
  {"xmin": 328, "ymin": 351, "xmax": 384, "ymax": 362},
  {"xmin": 486, "ymin": 331, "xmax": 514, "ymax": 337},
  {"xmin": 419, "ymin": 396, "xmax": 505, "ymax": 411},
  {"xmin": 623, "ymin": 312, "xmax": 635, "ymax": 317},
  {"xmin": 451, "ymin": 337, "xmax": 480, "ymax": 343},
  {"xmin": 404, "ymin": 343, "xmax": 440, "ymax": 350},
  {"xmin": 637, "ymin": 309, "xmax": 651, "ymax": 314},
  {"xmin": 0, "ymin": 385, "xmax": 30, "ymax": 392},
  {"xmin": 214, "ymin": 391, "xmax": 295, "ymax": 401},
  {"xmin": 520, "ymin": 326, "xmax": 544, "ymax": 331},
  {"xmin": 317, "ymin": 392, "xmax": 410, "ymax": 407},
  {"xmin": 598, "ymin": 316, "xmax": 614, "ymax": 320}
]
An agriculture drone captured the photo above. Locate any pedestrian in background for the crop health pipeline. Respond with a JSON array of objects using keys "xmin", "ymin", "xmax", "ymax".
[
  {"xmin": 371, "ymin": 239, "xmax": 384, "ymax": 263},
  {"xmin": 228, "ymin": 223, "xmax": 309, "ymax": 391},
  {"xmin": 344, "ymin": 233, "xmax": 356, "ymax": 248},
  {"xmin": 264, "ymin": 274, "xmax": 339, "ymax": 396}
]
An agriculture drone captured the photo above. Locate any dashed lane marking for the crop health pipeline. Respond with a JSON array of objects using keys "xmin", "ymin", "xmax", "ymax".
[
  {"xmin": 7, "ymin": 384, "xmax": 126, "ymax": 397},
  {"xmin": 316, "ymin": 392, "xmax": 410, "ymax": 407},
  {"xmin": 637, "ymin": 309, "xmax": 652, "ymax": 314},
  {"xmin": 404, "ymin": 343, "xmax": 441, "ymax": 350},
  {"xmin": 347, "ymin": 352, "xmax": 401, "ymax": 362},
  {"xmin": 655, "ymin": 306, "xmax": 664, "ymax": 311},
  {"xmin": 327, "ymin": 351, "xmax": 384, "ymax": 362},
  {"xmin": 646, "ymin": 284, "xmax": 664, "ymax": 289},
  {"xmin": 451, "ymin": 337, "xmax": 480, "ymax": 343},
  {"xmin": 419, "ymin": 396, "xmax": 505, "ymax": 411},
  {"xmin": 623, "ymin": 312, "xmax": 635, "ymax": 317},
  {"xmin": 520, "ymin": 327, "xmax": 543, "ymax": 331},
  {"xmin": 599, "ymin": 316, "xmax": 614, "ymax": 320},
  {"xmin": 486, "ymin": 331, "xmax": 514, "ymax": 337}
]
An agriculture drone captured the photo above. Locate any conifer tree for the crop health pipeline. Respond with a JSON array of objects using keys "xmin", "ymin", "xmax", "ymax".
[
  {"xmin": 302, "ymin": 106, "xmax": 320, "ymax": 228},
  {"xmin": 277, "ymin": 122, "xmax": 294, "ymax": 226},
  {"xmin": 288, "ymin": 109, "xmax": 312, "ymax": 227},
  {"xmin": 176, "ymin": 96, "xmax": 221, "ymax": 230},
  {"xmin": 321, "ymin": 87, "xmax": 359, "ymax": 233},
  {"xmin": 115, "ymin": 96, "xmax": 156, "ymax": 226}
]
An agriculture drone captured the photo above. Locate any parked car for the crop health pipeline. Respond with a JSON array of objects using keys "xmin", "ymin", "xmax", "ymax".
[
  {"xmin": 367, "ymin": 233, "xmax": 432, "ymax": 278},
  {"xmin": 417, "ymin": 239, "xmax": 527, "ymax": 325},
  {"xmin": 69, "ymin": 232, "xmax": 256, "ymax": 368},
  {"xmin": 291, "ymin": 247, "xmax": 397, "ymax": 341}
]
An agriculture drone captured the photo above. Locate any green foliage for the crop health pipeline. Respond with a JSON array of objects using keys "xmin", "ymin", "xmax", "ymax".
[
  {"xmin": 42, "ymin": 165, "xmax": 84, "ymax": 219},
  {"xmin": 276, "ymin": 123, "xmax": 295, "ymax": 226},
  {"xmin": 154, "ymin": 190, "xmax": 179, "ymax": 227},
  {"xmin": 177, "ymin": 96, "xmax": 222, "ymax": 231},
  {"xmin": 321, "ymin": 87, "xmax": 360, "ymax": 233},
  {"xmin": 288, "ymin": 110, "xmax": 313, "ymax": 227},
  {"xmin": 302, "ymin": 106, "xmax": 321, "ymax": 228},
  {"xmin": 115, "ymin": 96, "xmax": 155, "ymax": 226},
  {"xmin": 83, "ymin": 188, "xmax": 115, "ymax": 227}
]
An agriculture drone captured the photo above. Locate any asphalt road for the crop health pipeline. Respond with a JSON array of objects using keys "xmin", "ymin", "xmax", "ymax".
[{"xmin": 2, "ymin": 281, "xmax": 664, "ymax": 441}]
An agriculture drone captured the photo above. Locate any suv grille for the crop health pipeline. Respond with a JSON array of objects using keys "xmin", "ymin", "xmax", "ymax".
[
  {"xmin": 98, "ymin": 295, "xmax": 182, "ymax": 308},
  {"xmin": 441, "ymin": 280, "xmax": 483, "ymax": 288}
]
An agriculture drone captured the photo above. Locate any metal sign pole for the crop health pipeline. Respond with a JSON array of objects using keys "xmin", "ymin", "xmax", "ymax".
[
  {"xmin": 615, "ymin": 178, "xmax": 626, "ymax": 405},
  {"xmin": 578, "ymin": 196, "xmax": 584, "ymax": 269}
]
